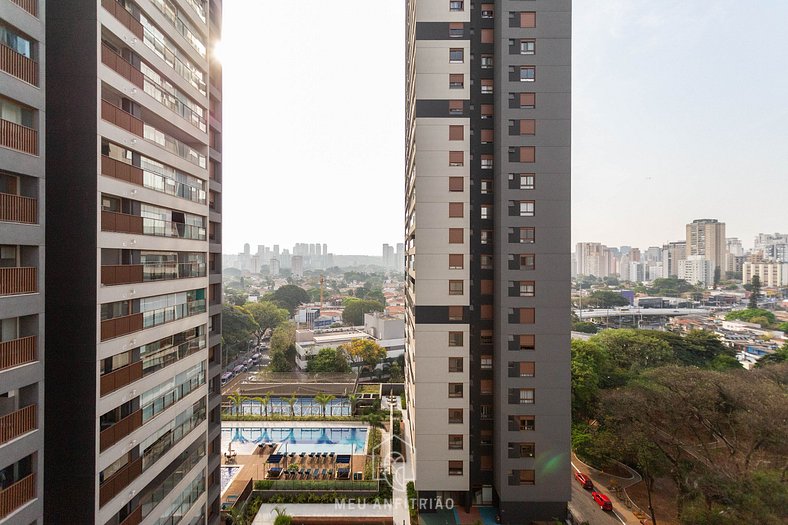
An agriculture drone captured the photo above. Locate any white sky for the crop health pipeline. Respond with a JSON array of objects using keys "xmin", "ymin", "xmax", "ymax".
[{"xmin": 221, "ymin": 0, "xmax": 788, "ymax": 255}]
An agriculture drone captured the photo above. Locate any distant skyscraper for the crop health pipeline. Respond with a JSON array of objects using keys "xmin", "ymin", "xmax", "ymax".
[
  {"xmin": 274, "ymin": 244, "xmax": 280, "ymax": 257},
  {"xmin": 270, "ymin": 258, "xmax": 281, "ymax": 276},
  {"xmin": 679, "ymin": 255, "xmax": 715, "ymax": 288},
  {"xmin": 322, "ymin": 243, "xmax": 328, "ymax": 256},
  {"xmin": 244, "ymin": 243, "xmax": 251, "ymax": 255},
  {"xmin": 396, "ymin": 243, "xmax": 405, "ymax": 272},
  {"xmin": 662, "ymin": 241, "xmax": 686, "ymax": 278},
  {"xmin": 292, "ymin": 255, "xmax": 304, "ymax": 278},
  {"xmin": 686, "ymin": 219, "xmax": 726, "ymax": 272},
  {"xmin": 575, "ymin": 242, "xmax": 610, "ymax": 278},
  {"xmin": 753, "ymin": 233, "xmax": 788, "ymax": 262},
  {"xmin": 382, "ymin": 243, "xmax": 395, "ymax": 269}
]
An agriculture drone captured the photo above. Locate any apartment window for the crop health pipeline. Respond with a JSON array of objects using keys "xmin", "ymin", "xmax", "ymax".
[
  {"xmin": 520, "ymin": 40, "xmax": 536, "ymax": 54},
  {"xmin": 479, "ymin": 156, "xmax": 493, "ymax": 171},
  {"xmin": 449, "ymin": 126, "xmax": 464, "ymax": 141},
  {"xmin": 481, "ymin": 129, "xmax": 494, "ymax": 143},
  {"xmin": 520, "ymin": 254, "xmax": 536, "ymax": 270},
  {"xmin": 481, "ymin": 54, "xmax": 494, "ymax": 69},
  {"xmin": 519, "ymin": 119, "xmax": 536, "ymax": 135},
  {"xmin": 520, "ymin": 12, "xmax": 536, "ymax": 28},
  {"xmin": 480, "ymin": 254, "xmax": 493, "ymax": 270},
  {"xmin": 518, "ymin": 308, "xmax": 535, "ymax": 324},
  {"xmin": 518, "ymin": 147, "xmax": 536, "ymax": 163},
  {"xmin": 481, "ymin": 3, "xmax": 494, "ymax": 17},
  {"xmin": 480, "ymin": 379, "xmax": 493, "ymax": 394},
  {"xmin": 511, "ymin": 415, "xmax": 536, "ymax": 431},
  {"xmin": 481, "ymin": 29, "xmax": 494, "ymax": 44},
  {"xmin": 520, "ymin": 66, "xmax": 536, "ymax": 82},
  {"xmin": 481, "ymin": 355, "xmax": 493, "ymax": 369},
  {"xmin": 512, "ymin": 173, "xmax": 535, "ymax": 189},
  {"xmin": 481, "ymin": 79, "xmax": 494, "ymax": 94},
  {"xmin": 449, "ymin": 74, "xmax": 464, "ymax": 89},
  {"xmin": 448, "ymin": 306, "xmax": 464, "ymax": 321},
  {"xmin": 448, "ymin": 228, "xmax": 463, "ymax": 244},
  {"xmin": 449, "ymin": 357, "xmax": 463, "ymax": 373},
  {"xmin": 509, "ymin": 442, "xmax": 535, "ymax": 458},
  {"xmin": 0, "ymin": 97, "xmax": 34, "ymax": 128},
  {"xmin": 449, "ymin": 48, "xmax": 464, "ymax": 63},
  {"xmin": 449, "ymin": 0, "xmax": 463, "ymax": 12},
  {"xmin": 449, "ymin": 202, "xmax": 464, "ymax": 217},
  {"xmin": 448, "ymin": 254, "xmax": 464, "ymax": 269},
  {"xmin": 518, "ymin": 334, "xmax": 536, "ymax": 351},
  {"xmin": 449, "ymin": 100, "xmax": 464, "ymax": 114},
  {"xmin": 448, "ymin": 461, "xmax": 464, "ymax": 476},
  {"xmin": 481, "ymin": 179, "xmax": 493, "ymax": 194},
  {"xmin": 0, "ymin": 24, "xmax": 33, "ymax": 59},
  {"xmin": 519, "ymin": 388, "xmax": 535, "ymax": 404},
  {"xmin": 449, "ymin": 23, "xmax": 464, "ymax": 38},
  {"xmin": 0, "ymin": 245, "xmax": 18, "ymax": 266},
  {"xmin": 448, "ymin": 383, "xmax": 464, "ymax": 398},
  {"xmin": 481, "ymin": 279, "xmax": 493, "ymax": 295},
  {"xmin": 519, "ymin": 470, "xmax": 536, "ymax": 485},
  {"xmin": 480, "ymin": 330, "xmax": 493, "ymax": 346},
  {"xmin": 518, "ymin": 362, "xmax": 536, "ymax": 377},
  {"xmin": 519, "ymin": 281, "xmax": 535, "ymax": 296},
  {"xmin": 518, "ymin": 227, "xmax": 535, "ymax": 244},
  {"xmin": 480, "ymin": 304, "xmax": 493, "ymax": 320},
  {"xmin": 480, "ymin": 230, "xmax": 492, "ymax": 245},
  {"xmin": 449, "ymin": 151, "xmax": 464, "ymax": 167},
  {"xmin": 518, "ymin": 201, "xmax": 535, "ymax": 217},
  {"xmin": 519, "ymin": 92, "xmax": 536, "ymax": 108},
  {"xmin": 448, "ymin": 409, "xmax": 463, "ymax": 424},
  {"xmin": 481, "ymin": 404, "xmax": 493, "ymax": 420},
  {"xmin": 449, "ymin": 280, "xmax": 464, "ymax": 295},
  {"xmin": 480, "ymin": 430, "xmax": 493, "ymax": 446},
  {"xmin": 448, "ymin": 331, "xmax": 463, "ymax": 346},
  {"xmin": 480, "ymin": 205, "xmax": 492, "ymax": 220},
  {"xmin": 448, "ymin": 435, "xmax": 463, "ymax": 450}
]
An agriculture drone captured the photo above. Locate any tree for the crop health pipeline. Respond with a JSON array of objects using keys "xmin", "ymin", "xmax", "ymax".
[
  {"xmin": 244, "ymin": 301, "xmax": 289, "ymax": 344},
  {"xmin": 226, "ymin": 506, "xmax": 250, "ymax": 525},
  {"xmin": 748, "ymin": 275, "xmax": 762, "ymax": 309},
  {"xmin": 591, "ymin": 329, "xmax": 675, "ymax": 381},
  {"xmin": 347, "ymin": 393, "xmax": 359, "ymax": 416},
  {"xmin": 270, "ymin": 321, "xmax": 296, "ymax": 354},
  {"xmin": 570, "ymin": 339, "xmax": 610, "ymax": 418},
  {"xmin": 273, "ymin": 506, "xmax": 292, "ymax": 525},
  {"xmin": 252, "ymin": 394, "xmax": 271, "ymax": 417},
  {"xmin": 777, "ymin": 322, "xmax": 788, "ymax": 333},
  {"xmin": 306, "ymin": 347, "xmax": 351, "ymax": 373},
  {"xmin": 227, "ymin": 392, "xmax": 248, "ymax": 416},
  {"xmin": 572, "ymin": 321, "xmax": 599, "ymax": 334},
  {"xmin": 585, "ymin": 290, "xmax": 630, "ymax": 308},
  {"xmin": 725, "ymin": 308, "xmax": 776, "ymax": 326},
  {"xmin": 341, "ymin": 339, "xmax": 387, "ymax": 379},
  {"xmin": 755, "ymin": 343, "xmax": 788, "ymax": 368},
  {"xmin": 285, "ymin": 394, "xmax": 298, "ymax": 417},
  {"xmin": 314, "ymin": 393, "xmax": 336, "ymax": 418},
  {"xmin": 268, "ymin": 348, "xmax": 291, "ymax": 372},
  {"xmin": 266, "ymin": 285, "xmax": 309, "ymax": 314},
  {"xmin": 342, "ymin": 299, "xmax": 384, "ymax": 325},
  {"xmin": 226, "ymin": 291, "xmax": 249, "ymax": 307},
  {"xmin": 362, "ymin": 412, "xmax": 386, "ymax": 430},
  {"xmin": 713, "ymin": 267, "xmax": 721, "ymax": 290},
  {"xmin": 388, "ymin": 361, "xmax": 404, "ymax": 382},
  {"xmin": 222, "ymin": 305, "xmax": 259, "ymax": 361}
]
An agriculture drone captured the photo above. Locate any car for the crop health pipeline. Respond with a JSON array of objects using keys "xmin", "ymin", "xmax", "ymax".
[
  {"xmin": 592, "ymin": 491, "xmax": 613, "ymax": 511},
  {"xmin": 573, "ymin": 472, "xmax": 593, "ymax": 490}
]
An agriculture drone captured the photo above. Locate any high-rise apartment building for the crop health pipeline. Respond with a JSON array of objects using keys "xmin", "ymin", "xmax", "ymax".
[
  {"xmin": 1, "ymin": 0, "xmax": 45, "ymax": 522},
  {"xmin": 404, "ymin": 1, "xmax": 571, "ymax": 521},
  {"xmin": 44, "ymin": 0, "xmax": 223, "ymax": 523},
  {"xmin": 661, "ymin": 241, "xmax": 686, "ymax": 278},
  {"xmin": 686, "ymin": 219, "xmax": 726, "ymax": 272},
  {"xmin": 575, "ymin": 242, "xmax": 611, "ymax": 278}
]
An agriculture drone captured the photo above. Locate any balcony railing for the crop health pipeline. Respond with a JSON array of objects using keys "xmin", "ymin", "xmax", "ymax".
[
  {"xmin": 0, "ymin": 335, "xmax": 36, "ymax": 371},
  {"xmin": 100, "ymin": 360, "xmax": 144, "ymax": 397},
  {"xmin": 101, "ymin": 99, "xmax": 143, "ymax": 137},
  {"xmin": 101, "ymin": 43, "xmax": 143, "ymax": 88},
  {"xmin": 102, "ymin": 262, "xmax": 207, "ymax": 285},
  {"xmin": 101, "ymin": 312, "xmax": 144, "ymax": 341},
  {"xmin": 0, "ymin": 119, "xmax": 37, "ymax": 155},
  {"xmin": 0, "ymin": 267, "xmax": 37, "ymax": 296},
  {"xmin": 10, "ymin": 0, "xmax": 37, "ymax": 17},
  {"xmin": 102, "ymin": 0, "xmax": 143, "ymax": 39},
  {"xmin": 99, "ymin": 409, "xmax": 142, "ymax": 452},
  {"xmin": 0, "ymin": 473, "xmax": 36, "ymax": 520},
  {"xmin": 0, "ymin": 404, "xmax": 37, "ymax": 445},
  {"xmin": 101, "ymin": 155, "xmax": 144, "ymax": 186},
  {"xmin": 119, "ymin": 506, "xmax": 142, "ymax": 525},
  {"xmin": 0, "ymin": 44, "xmax": 38, "ymax": 85},
  {"xmin": 101, "ymin": 210, "xmax": 206, "ymax": 240},
  {"xmin": 99, "ymin": 457, "xmax": 142, "ymax": 507},
  {"xmin": 0, "ymin": 192, "xmax": 37, "ymax": 224},
  {"xmin": 101, "ymin": 210, "xmax": 143, "ymax": 234}
]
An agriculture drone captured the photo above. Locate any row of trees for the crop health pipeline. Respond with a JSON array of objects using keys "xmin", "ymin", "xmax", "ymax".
[
  {"xmin": 226, "ymin": 392, "xmax": 345, "ymax": 418},
  {"xmin": 571, "ymin": 329, "xmax": 788, "ymax": 524}
]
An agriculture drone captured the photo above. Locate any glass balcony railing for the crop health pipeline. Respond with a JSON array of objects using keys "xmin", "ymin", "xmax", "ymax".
[
  {"xmin": 144, "ymin": 124, "xmax": 206, "ymax": 168},
  {"xmin": 142, "ymin": 217, "xmax": 206, "ymax": 240},
  {"xmin": 142, "ymin": 299, "xmax": 206, "ymax": 330}
]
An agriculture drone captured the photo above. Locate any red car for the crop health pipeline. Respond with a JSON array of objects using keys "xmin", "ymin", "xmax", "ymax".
[
  {"xmin": 573, "ymin": 472, "xmax": 593, "ymax": 490},
  {"xmin": 592, "ymin": 491, "xmax": 613, "ymax": 511}
]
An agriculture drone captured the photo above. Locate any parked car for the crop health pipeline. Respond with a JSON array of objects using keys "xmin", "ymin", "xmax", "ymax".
[
  {"xmin": 592, "ymin": 491, "xmax": 613, "ymax": 511},
  {"xmin": 574, "ymin": 472, "xmax": 593, "ymax": 490}
]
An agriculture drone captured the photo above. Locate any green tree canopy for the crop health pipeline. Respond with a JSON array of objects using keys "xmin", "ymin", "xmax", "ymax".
[
  {"xmin": 243, "ymin": 301, "xmax": 289, "ymax": 343},
  {"xmin": 340, "ymin": 338, "xmax": 387, "ymax": 371},
  {"xmin": 306, "ymin": 347, "xmax": 351, "ymax": 373},
  {"xmin": 222, "ymin": 305, "xmax": 259, "ymax": 354},
  {"xmin": 264, "ymin": 284, "xmax": 309, "ymax": 314},
  {"xmin": 584, "ymin": 290, "xmax": 630, "ymax": 308},
  {"xmin": 570, "ymin": 339, "xmax": 610, "ymax": 418},
  {"xmin": 571, "ymin": 321, "xmax": 599, "ymax": 334},
  {"xmin": 725, "ymin": 308, "xmax": 776, "ymax": 326},
  {"xmin": 645, "ymin": 277, "xmax": 698, "ymax": 296},
  {"xmin": 268, "ymin": 348, "xmax": 291, "ymax": 372},
  {"xmin": 342, "ymin": 299, "xmax": 384, "ymax": 325},
  {"xmin": 590, "ymin": 329, "xmax": 675, "ymax": 383},
  {"xmin": 748, "ymin": 275, "xmax": 762, "ymax": 309}
]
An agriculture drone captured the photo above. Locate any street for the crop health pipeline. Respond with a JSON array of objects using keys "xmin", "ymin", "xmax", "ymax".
[{"xmin": 569, "ymin": 467, "xmax": 631, "ymax": 525}]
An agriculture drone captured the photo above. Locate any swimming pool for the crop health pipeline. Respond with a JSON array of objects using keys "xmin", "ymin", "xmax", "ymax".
[
  {"xmin": 220, "ymin": 466, "xmax": 240, "ymax": 493},
  {"xmin": 222, "ymin": 426, "xmax": 368, "ymax": 454},
  {"xmin": 233, "ymin": 397, "xmax": 351, "ymax": 417}
]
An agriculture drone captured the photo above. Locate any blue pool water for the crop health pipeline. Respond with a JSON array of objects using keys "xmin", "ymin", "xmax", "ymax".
[
  {"xmin": 220, "ymin": 466, "xmax": 240, "ymax": 493},
  {"xmin": 222, "ymin": 426, "xmax": 368, "ymax": 454},
  {"xmin": 234, "ymin": 397, "xmax": 351, "ymax": 417}
]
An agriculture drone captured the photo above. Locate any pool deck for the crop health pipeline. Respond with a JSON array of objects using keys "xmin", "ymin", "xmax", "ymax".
[{"xmin": 223, "ymin": 420, "xmax": 369, "ymax": 429}]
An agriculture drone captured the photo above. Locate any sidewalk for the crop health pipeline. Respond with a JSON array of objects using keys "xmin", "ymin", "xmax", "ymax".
[{"xmin": 572, "ymin": 452, "xmax": 649, "ymax": 525}]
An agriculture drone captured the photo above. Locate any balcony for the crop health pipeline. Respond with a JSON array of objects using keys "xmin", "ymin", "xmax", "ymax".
[
  {"xmin": 101, "ymin": 210, "xmax": 206, "ymax": 240},
  {"xmin": 0, "ymin": 473, "xmax": 36, "ymax": 520},
  {"xmin": 10, "ymin": 0, "xmax": 37, "ymax": 17},
  {"xmin": 101, "ymin": 155, "xmax": 144, "ymax": 186},
  {"xmin": 0, "ymin": 192, "xmax": 37, "ymax": 224},
  {"xmin": 0, "ymin": 267, "xmax": 37, "ymax": 296},
  {"xmin": 99, "ymin": 409, "xmax": 142, "ymax": 451},
  {"xmin": 119, "ymin": 507, "xmax": 142, "ymax": 525},
  {"xmin": 101, "ymin": 99, "xmax": 143, "ymax": 137},
  {"xmin": 101, "ymin": 312, "xmax": 143, "ymax": 341},
  {"xmin": 0, "ymin": 335, "xmax": 36, "ymax": 371},
  {"xmin": 0, "ymin": 119, "xmax": 37, "ymax": 155},
  {"xmin": 0, "ymin": 404, "xmax": 37, "ymax": 445},
  {"xmin": 0, "ymin": 44, "xmax": 38, "ymax": 86},
  {"xmin": 101, "ymin": 43, "xmax": 143, "ymax": 89},
  {"xmin": 100, "ymin": 360, "xmax": 143, "ymax": 397},
  {"xmin": 101, "ymin": 0, "xmax": 143, "ymax": 39},
  {"xmin": 101, "ymin": 210, "xmax": 143, "ymax": 234},
  {"xmin": 101, "ymin": 262, "xmax": 207, "ymax": 286},
  {"xmin": 99, "ymin": 457, "xmax": 142, "ymax": 507}
]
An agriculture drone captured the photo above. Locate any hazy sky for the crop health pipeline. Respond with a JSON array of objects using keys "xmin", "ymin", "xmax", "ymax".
[{"xmin": 222, "ymin": 0, "xmax": 788, "ymax": 255}]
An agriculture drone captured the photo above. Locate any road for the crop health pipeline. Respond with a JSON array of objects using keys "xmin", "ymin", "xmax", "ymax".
[{"xmin": 569, "ymin": 465, "xmax": 631, "ymax": 525}]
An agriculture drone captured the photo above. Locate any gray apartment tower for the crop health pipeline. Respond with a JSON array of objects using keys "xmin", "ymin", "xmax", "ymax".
[
  {"xmin": 1, "ymin": 0, "xmax": 45, "ymax": 522},
  {"xmin": 404, "ymin": 1, "xmax": 571, "ymax": 522},
  {"xmin": 39, "ymin": 0, "xmax": 224, "ymax": 523}
]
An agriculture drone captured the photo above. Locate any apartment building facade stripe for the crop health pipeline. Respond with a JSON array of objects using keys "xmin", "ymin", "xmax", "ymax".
[
  {"xmin": 0, "ymin": 0, "xmax": 45, "ymax": 522},
  {"xmin": 44, "ymin": 0, "xmax": 222, "ymax": 523},
  {"xmin": 405, "ymin": 0, "xmax": 571, "ymax": 521}
]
